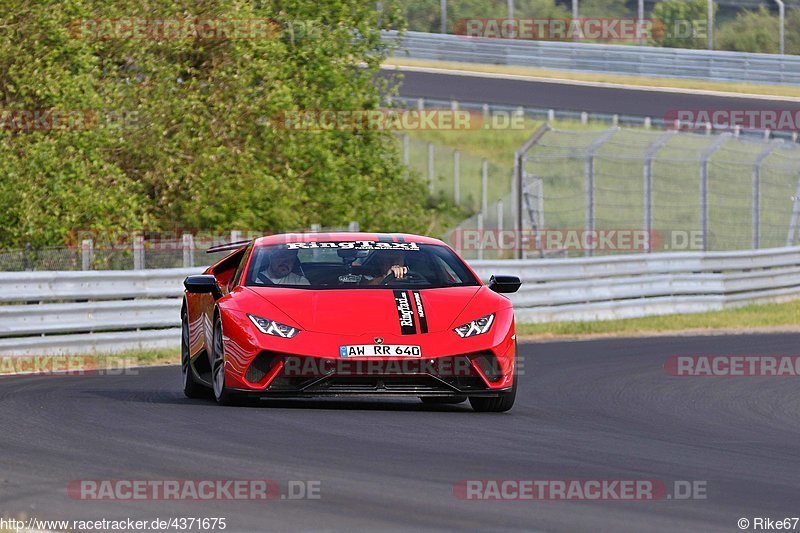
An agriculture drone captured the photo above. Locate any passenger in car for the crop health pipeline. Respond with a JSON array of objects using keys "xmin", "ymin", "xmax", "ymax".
[{"xmin": 258, "ymin": 248, "xmax": 310, "ymax": 285}]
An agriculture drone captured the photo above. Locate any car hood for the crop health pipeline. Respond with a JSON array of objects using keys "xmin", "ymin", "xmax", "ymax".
[{"xmin": 244, "ymin": 286, "xmax": 483, "ymax": 336}]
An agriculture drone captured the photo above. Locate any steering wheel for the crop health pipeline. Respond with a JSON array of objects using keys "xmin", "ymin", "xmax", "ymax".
[{"xmin": 382, "ymin": 270, "xmax": 427, "ymax": 285}]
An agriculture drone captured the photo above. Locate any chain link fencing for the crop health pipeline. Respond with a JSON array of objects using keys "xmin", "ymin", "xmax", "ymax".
[{"xmin": 447, "ymin": 125, "xmax": 800, "ymax": 259}]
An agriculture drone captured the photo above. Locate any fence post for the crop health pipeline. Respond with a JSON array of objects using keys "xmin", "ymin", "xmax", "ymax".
[
  {"xmin": 497, "ymin": 199, "xmax": 504, "ymax": 234},
  {"xmin": 514, "ymin": 124, "xmax": 552, "ymax": 259},
  {"xmin": 348, "ymin": 221, "xmax": 360, "ymax": 232},
  {"xmin": 133, "ymin": 235, "xmax": 144, "ymax": 270},
  {"xmin": 23, "ymin": 242, "xmax": 31, "ymax": 272},
  {"xmin": 585, "ymin": 128, "xmax": 618, "ymax": 257},
  {"xmin": 182, "ymin": 233, "xmax": 195, "ymax": 268},
  {"xmin": 477, "ymin": 211, "xmax": 484, "ymax": 261},
  {"xmin": 752, "ymin": 142, "xmax": 778, "ymax": 249},
  {"xmin": 700, "ymin": 134, "xmax": 729, "ymax": 252},
  {"xmin": 427, "ymin": 143, "xmax": 434, "ymax": 194},
  {"xmin": 643, "ymin": 131, "xmax": 676, "ymax": 253},
  {"xmin": 786, "ymin": 170, "xmax": 800, "ymax": 246},
  {"xmin": 481, "ymin": 159, "xmax": 488, "ymax": 215},
  {"xmin": 230, "ymin": 230, "xmax": 242, "ymax": 243},
  {"xmin": 81, "ymin": 239, "xmax": 93, "ymax": 271},
  {"xmin": 310, "ymin": 224, "xmax": 321, "ymax": 233},
  {"xmin": 453, "ymin": 150, "xmax": 460, "ymax": 205}
]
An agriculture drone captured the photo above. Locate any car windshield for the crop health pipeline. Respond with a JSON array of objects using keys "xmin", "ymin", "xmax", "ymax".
[{"xmin": 244, "ymin": 241, "xmax": 479, "ymax": 289}]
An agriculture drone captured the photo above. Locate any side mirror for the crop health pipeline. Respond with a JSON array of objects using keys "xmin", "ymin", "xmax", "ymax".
[
  {"xmin": 184, "ymin": 275, "xmax": 222, "ymax": 298},
  {"xmin": 488, "ymin": 275, "xmax": 521, "ymax": 294}
]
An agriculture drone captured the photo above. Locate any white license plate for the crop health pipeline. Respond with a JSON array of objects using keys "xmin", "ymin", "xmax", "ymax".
[{"xmin": 339, "ymin": 345, "xmax": 421, "ymax": 358}]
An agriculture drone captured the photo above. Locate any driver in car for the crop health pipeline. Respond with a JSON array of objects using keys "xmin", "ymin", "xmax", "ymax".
[
  {"xmin": 362, "ymin": 249, "xmax": 407, "ymax": 285},
  {"xmin": 260, "ymin": 248, "xmax": 310, "ymax": 285}
]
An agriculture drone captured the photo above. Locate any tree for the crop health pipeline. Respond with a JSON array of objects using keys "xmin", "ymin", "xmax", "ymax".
[
  {"xmin": 715, "ymin": 6, "xmax": 800, "ymax": 55},
  {"xmin": 650, "ymin": 0, "xmax": 711, "ymax": 49},
  {"xmin": 0, "ymin": 0, "xmax": 441, "ymax": 249}
]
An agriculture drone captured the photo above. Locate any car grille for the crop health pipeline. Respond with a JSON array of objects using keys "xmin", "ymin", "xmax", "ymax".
[{"xmin": 245, "ymin": 353, "xmax": 490, "ymax": 393}]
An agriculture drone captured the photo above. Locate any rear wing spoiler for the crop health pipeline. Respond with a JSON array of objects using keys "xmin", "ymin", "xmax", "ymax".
[{"xmin": 205, "ymin": 240, "xmax": 251, "ymax": 254}]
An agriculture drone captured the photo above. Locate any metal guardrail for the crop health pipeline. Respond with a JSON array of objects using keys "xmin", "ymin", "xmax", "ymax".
[
  {"xmin": 385, "ymin": 31, "xmax": 800, "ymax": 86},
  {"xmin": 2, "ymin": 246, "xmax": 800, "ymax": 355}
]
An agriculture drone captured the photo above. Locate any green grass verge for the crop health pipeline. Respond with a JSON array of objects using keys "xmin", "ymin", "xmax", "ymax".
[
  {"xmin": 516, "ymin": 299, "xmax": 800, "ymax": 339},
  {"xmin": 0, "ymin": 347, "xmax": 180, "ymax": 375}
]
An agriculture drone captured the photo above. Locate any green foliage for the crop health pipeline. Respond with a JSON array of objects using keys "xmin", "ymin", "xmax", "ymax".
[
  {"xmin": 715, "ymin": 6, "xmax": 800, "ymax": 55},
  {"xmin": 650, "ymin": 0, "xmax": 711, "ymax": 49},
  {"xmin": 0, "ymin": 0, "xmax": 444, "ymax": 249},
  {"xmin": 404, "ymin": 0, "xmax": 568, "ymax": 34}
]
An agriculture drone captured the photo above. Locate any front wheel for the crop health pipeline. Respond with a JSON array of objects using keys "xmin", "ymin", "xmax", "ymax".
[
  {"xmin": 469, "ymin": 376, "xmax": 517, "ymax": 413},
  {"xmin": 212, "ymin": 315, "xmax": 239, "ymax": 406}
]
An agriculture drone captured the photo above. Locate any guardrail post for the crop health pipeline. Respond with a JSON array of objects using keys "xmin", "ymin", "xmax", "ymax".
[
  {"xmin": 182, "ymin": 233, "xmax": 194, "ymax": 268},
  {"xmin": 643, "ymin": 131, "xmax": 676, "ymax": 253},
  {"xmin": 700, "ymin": 134, "xmax": 730, "ymax": 252},
  {"xmin": 453, "ymin": 150, "xmax": 460, "ymax": 205},
  {"xmin": 427, "ymin": 143, "xmax": 434, "ymax": 194},
  {"xmin": 752, "ymin": 142, "xmax": 778, "ymax": 249},
  {"xmin": 81, "ymin": 239, "xmax": 93, "ymax": 271},
  {"xmin": 133, "ymin": 235, "xmax": 144, "ymax": 270}
]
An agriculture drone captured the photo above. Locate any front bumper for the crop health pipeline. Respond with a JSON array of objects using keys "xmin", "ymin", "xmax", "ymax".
[
  {"xmin": 217, "ymin": 309, "xmax": 517, "ymax": 398},
  {"xmin": 227, "ymin": 352, "xmax": 514, "ymax": 398}
]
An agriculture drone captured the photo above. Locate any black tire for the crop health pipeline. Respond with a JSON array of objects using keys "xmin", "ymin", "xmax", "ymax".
[
  {"xmin": 181, "ymin": 313, "xmax": 207, "ymax": 399},
  {"xmin": 420, "ymin": 396, "xmax": 467, "ymax": 405},
  {"xmin": 211, "ymin": 314, "xmax": 239, "ymax": 406},
  {"xmin": 469, "ymin": 376, "xmax": 517, "ymax": 413}
]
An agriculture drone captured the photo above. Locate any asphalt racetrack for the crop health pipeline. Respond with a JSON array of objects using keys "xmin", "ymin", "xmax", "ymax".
[
  {"xmin": 1, "ymin": 333, "xmax": 798, "ymax": 531},
  {"xmin": 384, "ymin": 67, "xmax": 800, "ymax": 117}
]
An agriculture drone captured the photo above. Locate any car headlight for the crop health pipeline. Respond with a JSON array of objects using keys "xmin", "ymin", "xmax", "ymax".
[
  {"xmin": 248, "ymin": 314, "xmax": 299, "ymax": 338},
  {"xmin": 454, "ymin": 313, "xmax": 495, "ymax": 338}
]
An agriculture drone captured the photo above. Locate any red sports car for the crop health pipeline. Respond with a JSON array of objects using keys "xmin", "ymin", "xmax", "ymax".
[{"xmin": 181, "ymin": 233, "xmax": 521, "ymax": 411}]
